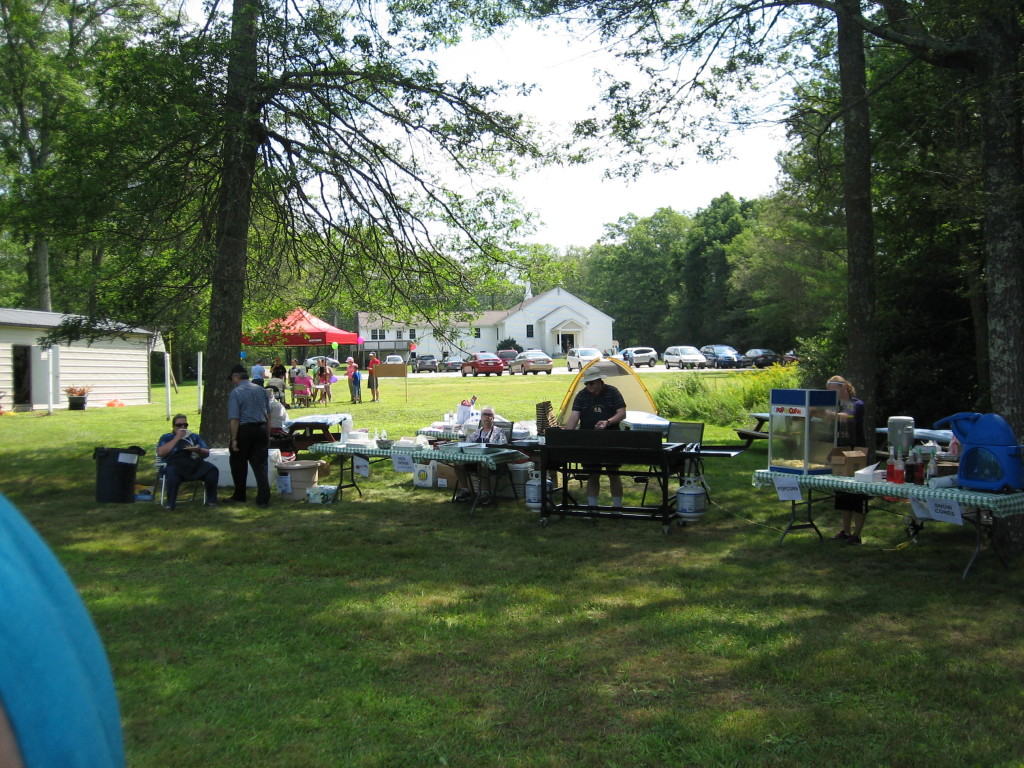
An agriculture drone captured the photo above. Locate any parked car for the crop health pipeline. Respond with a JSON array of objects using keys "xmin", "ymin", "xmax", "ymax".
[
  {"xmin": 745, "ymin": 348, "xmax": 781, "ymax": 368},
  {"xmin": 699, "ymin": 344, "xmax": 751, "ymax": 369},
  {"xmin": 412, "ymin": 354, "xmax": 439, "ymax": 372},
  {"xmin": 443, "ymin": 355, "xmax": 464, "ymax": 372},
  {"xmin": 303, "ymin": 355, "xmax": 341, "ymax": 369},
  {"xmin": 612, "ymin": 346, "xmax": 659, "ymax": 367},
  {"xmin": 782, "ymin": 350, "xmax": 801, "ymax": 364},
  {"xmin": 508, "ymin": 350, "xmax": 554, "ymax": 375},
  {"xmin": 496, "ymin": 349, "xmax": 520, "ymax": 369},
  {"xmin": 663, "ymin": 345, "xmax": 708, "ymax": 369},
  {"xmin": 384, "ymin": 354, "xmax": 405, "ymax": 365},
  {"xmin": 461, "ymin": 352, "xmax": 504, "ymax": 376},
  {"xmin": 566, "ymin": 347, "xmax": 603, "ymax": 371}
]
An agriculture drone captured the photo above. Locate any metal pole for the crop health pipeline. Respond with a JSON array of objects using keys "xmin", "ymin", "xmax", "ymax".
[
  {"xmin": 197, "ymin": 351, "xmax": 204, "ymax": 413},
  {"xmin": 164, "ymin": 352, "xmax": 172, "ymax": 421}
]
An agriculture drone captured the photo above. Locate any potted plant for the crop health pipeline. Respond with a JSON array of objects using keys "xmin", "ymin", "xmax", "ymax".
[{"xmin": 64, "ymin": 385, "xmax": 93, "ymax": 410}]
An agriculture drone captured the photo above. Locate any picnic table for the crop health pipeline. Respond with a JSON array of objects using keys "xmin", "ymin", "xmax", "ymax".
[
  {"xmin": 310, "ymin": 441, "xmax": 525, "ymax": 514},
  {"xmin": 752, "ymin": 469, "xmax": 1024, "ymax": 580},
  {"xmin": 735, "ymin": 412, "xmax": 770, "ymax": 449}
]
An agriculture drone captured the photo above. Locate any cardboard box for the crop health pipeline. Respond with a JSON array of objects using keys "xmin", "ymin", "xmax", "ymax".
[
  {"xmin": 434, "ymin": 462, "xmax": 457, "ymax": 489},
  {"xmin": 830, "ymin": 447, "xmax": 868, "ymax": 477}
]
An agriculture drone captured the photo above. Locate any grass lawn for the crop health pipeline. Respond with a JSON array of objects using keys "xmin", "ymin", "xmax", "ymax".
[{"xmin": 1, "ymin": 373, "xmax": 1022, "ymax": 767}]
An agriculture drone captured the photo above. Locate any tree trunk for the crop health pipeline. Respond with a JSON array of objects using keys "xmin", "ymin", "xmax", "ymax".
[
  {"xmin": 33, "ymin": 236, "xmax": 51, "ymax": 311},
  {"xmin": 977, "ymin": 17, "xmax": 1024, "ymax": 436},
  {"xmin": 199, "ymin": 0, "xmax": 263, "ymax": 446},
  {"xmin": 836, "ymin": 0, "xmax": 877, "ymax": 456}
]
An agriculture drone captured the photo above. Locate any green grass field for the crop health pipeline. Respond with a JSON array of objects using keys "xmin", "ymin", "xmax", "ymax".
[{"xmin": 1, "ymin": 373, "xmax": 1022, "ymax": 767}]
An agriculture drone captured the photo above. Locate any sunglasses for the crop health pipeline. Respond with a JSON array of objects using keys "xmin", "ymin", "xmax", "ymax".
[
  {"xmin": 174, "ymin": 422, "xmax": 188, "ymax": 428},
  {"xmin": 584, "ymin": 380, "xmax": 601, "ymax": 387}
]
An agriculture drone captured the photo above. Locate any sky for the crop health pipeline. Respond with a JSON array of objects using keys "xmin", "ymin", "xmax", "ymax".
[{"xmin": 432, "ymin": 25, "xmax": 788, "ymax": 250}]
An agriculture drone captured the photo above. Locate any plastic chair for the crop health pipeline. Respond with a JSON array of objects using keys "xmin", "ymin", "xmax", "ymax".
[
  {"xmin": 291, "ymin": 383, "xmax": 312, "ymax": 407},
  {"xmin": 155, "ymin": 456, "xmax": 207, "ymax": 508}
]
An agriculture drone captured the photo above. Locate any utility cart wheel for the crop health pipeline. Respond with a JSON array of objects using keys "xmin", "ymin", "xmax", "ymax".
[
  {"xmin": 539, "ymin": 517, "xmax": 548, "ymax": 528},
  {"xmin": 662, "ymin": 524, "xmax": 671, "ymax": 535},
  {"xmin": 676, "ymin": 517, "xmax": 687, "ymax": 527}
]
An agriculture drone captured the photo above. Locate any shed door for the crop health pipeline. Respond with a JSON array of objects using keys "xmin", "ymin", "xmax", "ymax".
[{"xmin": 12, "ymin": 345, "xmax": 31, "ymax": 406}]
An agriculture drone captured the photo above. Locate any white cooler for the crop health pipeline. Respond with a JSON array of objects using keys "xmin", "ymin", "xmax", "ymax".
[{"xmin": 206, "ymin": 448, "xmax": 282, "ymax": 487}]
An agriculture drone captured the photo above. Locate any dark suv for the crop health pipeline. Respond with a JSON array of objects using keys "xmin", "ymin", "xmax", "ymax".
[
  {"xmin": 412, "ymin": 354, "xmax": 439, "ymax": 373},
  {"xmin": 699, "ymin": 344, "xmax": 751, "ymax": 369}
]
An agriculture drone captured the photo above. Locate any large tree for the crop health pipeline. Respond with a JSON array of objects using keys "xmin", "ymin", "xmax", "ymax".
[{"xmin": 0, "ymin": 0, "xmax": 156, "ymax": 310}]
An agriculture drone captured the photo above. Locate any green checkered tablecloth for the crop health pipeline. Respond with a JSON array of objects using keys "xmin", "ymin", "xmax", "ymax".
[
  {"xmin": 752, "ymin": 470, "xmax": 1024, "ymax": 518},
  {"xmin": 311, "ymin": 442, "xmax": 524, "ymax": 471}
]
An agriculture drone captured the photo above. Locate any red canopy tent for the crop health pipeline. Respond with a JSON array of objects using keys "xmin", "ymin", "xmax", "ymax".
[{"xmin": 241, "ymin": 308, "xmax": 359, "ymax": 347}]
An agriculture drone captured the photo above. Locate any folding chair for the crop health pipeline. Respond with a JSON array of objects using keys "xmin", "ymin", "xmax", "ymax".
[
  {"xmin": 155, "ymin": 456, "xmax": 207, "ymax": 508},
  {"xmin": 636, "ymin": 422, "xmax": 708, "ymax": 506}
]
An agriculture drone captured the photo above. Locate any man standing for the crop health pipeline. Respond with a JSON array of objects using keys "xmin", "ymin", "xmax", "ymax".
[
  {"xmin": 228, "ymin": 364, "xmax": 271, "ymax": 507},
  {"xmin": 565, "ymin": 368, "xmax": 627, "ymax": 508},
  {"xmin": 250, "ymin": 358, "xmax": 266, "ymax": 386}
]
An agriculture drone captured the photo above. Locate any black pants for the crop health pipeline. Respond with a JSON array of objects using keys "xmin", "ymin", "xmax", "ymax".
[
  {"xmin": 165, "ymin": 460, "xmax": 219, "ymax": 508},
  {"xmin": 230, "ymin": 422, "xmax": 270, "ymax": 505}
]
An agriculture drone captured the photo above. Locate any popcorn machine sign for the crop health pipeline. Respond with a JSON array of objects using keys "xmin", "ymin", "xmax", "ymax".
[{"xmin": 772, "ymin": 405, "xmax": 807, "ymax": 417}]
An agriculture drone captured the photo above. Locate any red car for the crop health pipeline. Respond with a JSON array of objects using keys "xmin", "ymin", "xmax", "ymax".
[
  {"xmin": 496, "ymin": 349, "xmax": 519, "ymax": 369},
  {"xmin": 461, "ymin": 352, "xmax": 504, "ymax": 377}
]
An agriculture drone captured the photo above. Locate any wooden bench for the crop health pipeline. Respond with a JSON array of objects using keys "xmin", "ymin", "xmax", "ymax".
[{"xmin": 734, "ymin": 428, "xmax": 770, "ymax": 450}]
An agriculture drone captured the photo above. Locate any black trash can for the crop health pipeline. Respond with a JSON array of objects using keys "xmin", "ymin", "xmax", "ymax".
[{"xmin": 93, "ymin": 446, "xmax": 147, "ymax": 503}]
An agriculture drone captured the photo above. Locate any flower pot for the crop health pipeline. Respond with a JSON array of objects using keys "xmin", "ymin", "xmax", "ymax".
[{"xmin": 68, "ymin": 395, "xmax": 88, "ymax": 410}]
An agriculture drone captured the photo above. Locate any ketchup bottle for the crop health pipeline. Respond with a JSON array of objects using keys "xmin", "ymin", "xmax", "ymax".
[
  {"xmin": 886, "ymin": 448, "xmax": 896, "ymax": 483},
  {"xmin": 894, "ymin": 453, "xmax": 905, "ymax": 484}
]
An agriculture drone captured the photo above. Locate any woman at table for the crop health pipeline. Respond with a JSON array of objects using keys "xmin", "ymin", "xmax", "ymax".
[
  {"xmin": 453, "ymin": 406, "xmax": 508, "ymax": 505},
  {"xmin": 292, "ymin": 368, "xmax": 313, "ymax": 406},
  {"xmin": 827, "ymin": 375, "xmax": 868, "ymax": 544}
]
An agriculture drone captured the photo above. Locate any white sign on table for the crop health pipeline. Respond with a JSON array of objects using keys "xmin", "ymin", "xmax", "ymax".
[
  {"xmin": 391, "ymin": 453, "xmax": 415, "ymax": 473},
  {"xmin": 927, "ymin": 497, "xmax": 964, "ymax": 526},
  {"xmin": 772, "ymin": 475, "xmax": 803, "ymax": 502},
  {"xmin": 354, "ymin": 456, "xmax": 370, "ymax": 478}
]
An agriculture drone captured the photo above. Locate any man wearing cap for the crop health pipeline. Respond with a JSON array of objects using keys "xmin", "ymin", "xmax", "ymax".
[
  {"xmin": 565, "ymin": 368, "xmax": 627, "ymax": 508},
  {"xmin": 228, "ymin": 364, "xmax": 272, "ymax": 507}
]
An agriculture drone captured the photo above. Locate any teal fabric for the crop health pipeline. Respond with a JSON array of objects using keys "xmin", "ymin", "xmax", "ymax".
[{"xmin": 0, "ymin": 492, "xmax": 124, "ymax": 767}]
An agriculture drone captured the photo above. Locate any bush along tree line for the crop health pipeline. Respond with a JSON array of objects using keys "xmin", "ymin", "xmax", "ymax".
[{"xmin": 1, "ymin": 0, "xmax": 1017, "ymax": 439}]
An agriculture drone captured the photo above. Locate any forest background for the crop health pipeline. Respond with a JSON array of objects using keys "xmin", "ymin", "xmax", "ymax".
[{"xmin": 1, "ymin": 0, "xmax": 1019, "ymax": 443}]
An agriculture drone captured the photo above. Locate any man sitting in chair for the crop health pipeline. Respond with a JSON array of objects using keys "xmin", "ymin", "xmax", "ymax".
[
  {"xmin": 453, "ymin": 406, "xmax": 508, "ymax": 506},
  {"xmin": 156, "ymin": 414, "xmax": 219, "ymax": 510}
]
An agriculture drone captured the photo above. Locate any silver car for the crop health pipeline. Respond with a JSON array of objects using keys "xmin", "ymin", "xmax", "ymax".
[
  {"xmin": 663, "ymin": 345, "xmax": 708, "ymax": 369},
  {"xmin": 614, "ymin": 346, "xmax": 659, "ymax": 367},
  {"xmin": 566, "ymin": 347, "xmax": 603, "ymax": 371}
]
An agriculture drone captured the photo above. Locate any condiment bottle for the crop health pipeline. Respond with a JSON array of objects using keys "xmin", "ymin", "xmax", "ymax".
[
  {"xmin": 894, "ymin": 452, "xmax": 905, "ymax": 484},
  {"xmin": 904, "ymin": 449, "xmax": 917, "ymax": 485},
  {"xmin": 886, "ymin": 448, "xmax": 896, "ymax": 482}
]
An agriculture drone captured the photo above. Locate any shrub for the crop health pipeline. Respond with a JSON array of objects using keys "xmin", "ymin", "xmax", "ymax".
[{"xmin": 653, "ymin": 366, "xmax": 802, "ymax": 426}]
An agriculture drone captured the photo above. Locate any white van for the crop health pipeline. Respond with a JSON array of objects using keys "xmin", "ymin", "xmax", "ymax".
[{"xmin": 663, "ymin": 345, "xmax": 708, "ymax": 369}]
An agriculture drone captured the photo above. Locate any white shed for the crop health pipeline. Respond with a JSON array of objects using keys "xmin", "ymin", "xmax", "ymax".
[{"xmin": 0, "ymin": 308, "xmax": 164, "ymax": 410}]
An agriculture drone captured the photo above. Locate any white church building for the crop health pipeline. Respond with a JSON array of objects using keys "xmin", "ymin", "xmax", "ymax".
[{"xmin": 356, "ymin": 287, "xmax": 615, "ymax": 359}]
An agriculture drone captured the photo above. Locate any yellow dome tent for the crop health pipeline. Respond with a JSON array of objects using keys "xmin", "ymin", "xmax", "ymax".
[{"xmin": 557, "ymin": 358, "xmax": 658, "ymax": 424}]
